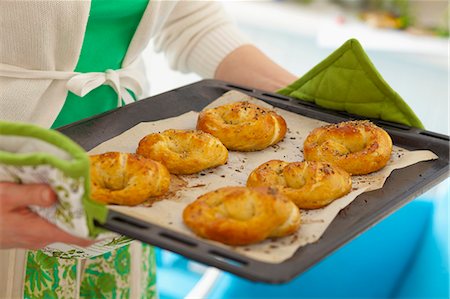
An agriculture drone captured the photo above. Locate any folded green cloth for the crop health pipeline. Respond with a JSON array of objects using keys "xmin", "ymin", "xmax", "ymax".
[
  {"xmin": 278, "ymin": 38, "xmax": 424, "ymax": 129},
  {"xmin": 0, "ymin": 121, "xmax": 132, "ymax": 258}
]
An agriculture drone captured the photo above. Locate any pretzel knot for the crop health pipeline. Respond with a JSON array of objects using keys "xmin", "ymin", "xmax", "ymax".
[
  {"xmin": 197, "ymin": 101, "xmax": 287, "ymax": 151},
  {"xmin": 303, "ymin": 121, "xmax": 393, "ymax": 175},
  {"xmin": 90, "ymin": 152, "xmax": 170, "ymax": 205},
  {"xmin": 136, "ymin": 129, "xmax": 228, "ymax": 174},
  {"xmin": 247, "ymin": 160, "xmax": 352, "ymax": 209},
  {"xmin": 183, "ymin": 186, "xmax": 301, "ymax": 245}
]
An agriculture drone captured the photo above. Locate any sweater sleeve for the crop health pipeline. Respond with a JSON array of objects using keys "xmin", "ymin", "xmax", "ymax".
[{"xmin": 152, "ymin": 1, "xmax": 251, "ymax": 78}]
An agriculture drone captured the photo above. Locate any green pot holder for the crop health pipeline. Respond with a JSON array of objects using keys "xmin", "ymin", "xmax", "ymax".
[
  {"xmin": 278, "ymin": 38, "xmax": 424, "ymax": 129},
  {"xmin": 0, "ymin": 121, "xmax": 131, "ymax": 258}
]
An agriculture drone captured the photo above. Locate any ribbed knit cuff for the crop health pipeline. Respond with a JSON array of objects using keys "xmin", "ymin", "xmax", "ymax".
[{"xmin": 187, "ymin": 24, "xmax": 251, "ymax": 79}]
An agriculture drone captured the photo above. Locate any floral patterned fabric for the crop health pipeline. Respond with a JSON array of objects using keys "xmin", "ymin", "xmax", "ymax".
[
  {"xmin": 140, "ymin": 244, "xmax": 158, "ymax": 299},
  {"xmin": 24, "ymin": 243, "xmax": 158, "ymax": 299},
  {"xmin": 24, "ymin": 251, "xmax": 78, "ymax": 299}
]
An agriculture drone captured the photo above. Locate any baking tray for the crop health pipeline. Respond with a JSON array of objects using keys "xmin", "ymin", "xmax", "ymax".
[{"xmin": 58, "ymin": 79, "xmax": 449, "ymax": 283}]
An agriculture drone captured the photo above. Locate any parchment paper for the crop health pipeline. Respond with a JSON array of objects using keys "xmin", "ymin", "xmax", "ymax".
[{"xmin": 89, "ymin": 90, "xmax": 438, "ymax": 263}]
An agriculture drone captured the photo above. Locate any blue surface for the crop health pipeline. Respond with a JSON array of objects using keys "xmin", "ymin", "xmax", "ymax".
[
  {"xmin": 156, "ymin": 249, "xmax": 203, "ymax": 299},
  {"xmin": 207, "ymin": 200, "xmax": 435, "ymax": 299},
  {"xmin": 394, "ymin": 189, "xmax": 449, "ymax": 299},
  {"xmin": 156, "ymin": 189, "xmax": 449, "ymax": 299}
]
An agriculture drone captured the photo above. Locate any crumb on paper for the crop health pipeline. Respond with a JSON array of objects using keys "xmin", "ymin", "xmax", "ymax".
[{"xmin": 95, "ymin": 90, "xmax": 438, "ymax": 264}]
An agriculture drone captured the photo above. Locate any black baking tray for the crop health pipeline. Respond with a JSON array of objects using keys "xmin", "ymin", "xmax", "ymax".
[{"xmin": 59, "ymin": 79, "xmax": 449, "ymax": 283}]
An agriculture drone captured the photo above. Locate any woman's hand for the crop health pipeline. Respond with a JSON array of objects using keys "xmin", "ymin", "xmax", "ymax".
[{"xmin": 0, "ymin": 182, "xmax": 93, "ymax": 250}]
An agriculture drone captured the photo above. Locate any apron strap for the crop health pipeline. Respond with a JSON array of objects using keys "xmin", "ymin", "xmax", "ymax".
[{"xmin": 0, "ymin": 62, "xmax": 143, "ymax": 106}]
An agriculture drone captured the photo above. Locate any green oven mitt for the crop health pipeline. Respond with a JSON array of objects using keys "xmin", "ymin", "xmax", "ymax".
[
  {"xmin": 0, "ymin": 121, "xmax": 132, "ymax": 258},
  {"xmin": 278, "ymin": 38, "xmax": 424, "ymax": 129}
]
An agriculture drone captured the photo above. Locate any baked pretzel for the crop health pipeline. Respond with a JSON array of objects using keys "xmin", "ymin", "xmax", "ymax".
[
  {"xmin": 303, "ymin": 120, "xmax": 393, "ymax": 175},
  {"xmin": 136, "ymin": 129, "xmax": 228, "ymax": 175},
  {"xmin": 196, "ymin": 101, "xmax": 287, "ymax": 151},
  {"xmin": 183, "ymin": 186, "xmax": 301, "ymax": 245},
  {"xmin": 247, "ymin": 160, "xmax": 352, "ymax": 209},
  {"xmin": 90, "ymin": 152, "xmax": 170, "ymax": 205}
]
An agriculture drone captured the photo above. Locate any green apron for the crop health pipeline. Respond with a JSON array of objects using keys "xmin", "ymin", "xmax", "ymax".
[
  {"xmin": 25, "ymin": 1, "xmax": 157, "ymax": 298},
  {"xmin": 52, "ymin": 0, "xmax": 147, "ymax": 128}
]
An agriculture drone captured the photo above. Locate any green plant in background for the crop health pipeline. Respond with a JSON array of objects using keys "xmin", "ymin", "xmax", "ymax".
[
  {"xmin": 390, "ymin": 0, "xmax": 412, "ymax": 28},
  {"xmin": 361, "ymin": 0, "xmax": 448, "ymax": 36},
  {"xmin": 356, "ymin": 0, "xmax": 412, "ymax": 29},
  {"xmin": 294, "ymin": 0, "xmax": 315, "ymax": 3},
  {"xmin": 288, "ymin": 0, "xmax": 449, "ymax": 36},
  {"xmin": 436, "ymin": 6, "xmax": 449, "ymax": 37}
]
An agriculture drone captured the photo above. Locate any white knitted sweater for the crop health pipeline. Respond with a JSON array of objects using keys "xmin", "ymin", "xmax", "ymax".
[{"xmin": 0, "ymin": 0, "xmax": 249, "ymax": 128}]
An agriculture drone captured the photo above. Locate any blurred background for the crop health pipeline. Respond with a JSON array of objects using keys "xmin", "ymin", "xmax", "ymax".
[
  {"xmin": 145, "ymin": 0, "xmax": 449, "ymax": 135},
  {"xmin": 142, "ymin": 1, "xmax": 449, "ymax": 298}
]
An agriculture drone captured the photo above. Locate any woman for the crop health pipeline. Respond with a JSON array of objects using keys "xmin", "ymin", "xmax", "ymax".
[{"xmin": 0, "ymin": 1, "xmax": 296, "ymax": 297}]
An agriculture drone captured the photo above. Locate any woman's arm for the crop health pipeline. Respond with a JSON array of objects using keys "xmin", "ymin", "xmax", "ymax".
[
  {"xmin": 153, "ymin": 2, "xmax": 297, "ymax": 91},
  {"xmin": 214, "ymin": 45, "xmax": 297, "ymax": 92}
]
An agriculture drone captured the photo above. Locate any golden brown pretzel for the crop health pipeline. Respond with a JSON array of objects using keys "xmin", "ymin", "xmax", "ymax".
[
  {"xmin": 196, "ymin": 101, "xmax": 287, "ymax": 151},
  {"xmin": 247, "ymin": 160, "xmax": 352, "ymax": 209},
  {"xmin": 183, "ymin": 186, "xmax": 301, "ymax": 245},
  {"xmin": 303, "ymin": 120, "xmax": 393, "ymax": 175},
  {"xmin": 90, "ymin": 152, "xmax": 170, "ymax": 205},
  {"xmin": 136, "ymin": 129, "xmax": 228, "ymax": 175}
]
